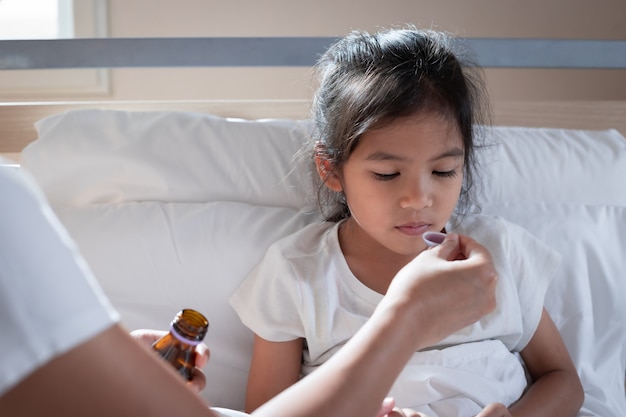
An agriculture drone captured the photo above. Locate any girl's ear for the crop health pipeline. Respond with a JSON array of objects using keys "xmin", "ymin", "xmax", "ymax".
[{"xmin": 314, "ymin": 144, "xmax": 343, "ymax": 192}]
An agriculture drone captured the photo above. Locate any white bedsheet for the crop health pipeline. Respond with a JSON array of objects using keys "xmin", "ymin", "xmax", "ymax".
[{"xmin": 390, "ymin": 340, "xmax": 527, "ymax": 416}]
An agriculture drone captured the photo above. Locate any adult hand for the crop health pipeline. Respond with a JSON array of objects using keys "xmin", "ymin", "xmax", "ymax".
[
  {"xmin": 130, "ymin": 329, "xmax": 210, "ymax": 393},
  {"xmin": 377, "ymin": 397, "xmax": 396, "ymax": 416},
  {"xmin": 383, "ymin": 233, "xmax": 498, "ymax": 348},
  {"xmin": 475, "ymin": 403, "xmax": 513, "ymax": 417},
  {"xmin": 377, "ymin": 398, "xmax": 431, "ymax": 417},
  {"xmin": 386, "ymin": 410, "xmax": 429, "ymax": 417}
]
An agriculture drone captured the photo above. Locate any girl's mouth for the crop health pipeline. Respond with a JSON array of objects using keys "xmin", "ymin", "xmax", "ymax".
[{"xmin": 395, "ymin": 223, "xmax": 430, "ymax": 236}]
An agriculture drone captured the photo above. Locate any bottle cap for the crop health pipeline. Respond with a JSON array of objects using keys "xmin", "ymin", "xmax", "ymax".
[{"xmin": 171, "ymin": 309, "xmax": 209, "ymax": 344}]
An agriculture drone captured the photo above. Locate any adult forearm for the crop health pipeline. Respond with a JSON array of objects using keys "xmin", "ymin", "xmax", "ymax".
[
  {"xmin": 251, "ymin": 300, "xmax": 424, "ymax": 417},
  {"xmin": 253, "ymin": 233, "xmax": 498, "ymax": 417},
  {"xmin": 0, "ymin": 325, "xmax": 216, "ymax": 417}
]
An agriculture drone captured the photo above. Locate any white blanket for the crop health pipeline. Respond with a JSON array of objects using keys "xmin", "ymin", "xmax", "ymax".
[{"xmin": 389, "ymin": 340, "xmax": 527, "ymax": 417}]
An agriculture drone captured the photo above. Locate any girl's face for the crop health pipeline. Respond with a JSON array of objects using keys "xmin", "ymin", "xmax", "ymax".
[{"xmin": 322, "ymin": 112, "xmax": 464, "ymax": 257}]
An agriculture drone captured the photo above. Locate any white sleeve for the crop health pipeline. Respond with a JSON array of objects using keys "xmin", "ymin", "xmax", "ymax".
[
  {"xmin": 0, "ymin": 167, "xmax": 120, "ymax": 396},
  {"xmin": 229, "ymin": 243, "xmax": 305, "ymax": 342},
  {"xmin": 501, "ymin": 218, "xmax": 562, "ymax": 350}
]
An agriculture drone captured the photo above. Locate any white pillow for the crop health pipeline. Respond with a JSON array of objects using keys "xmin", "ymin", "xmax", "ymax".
[
  {"xmin": 22, "ymin": 109, "xmax": 314, "ymax": 209},
  {"xmin": 53, "ymin": 201, "xmax": 318, "ymax": 409},
  {"xmin": 21, "ymin": 109, "xmax": 321, "ymax": 408},
  {"xmin": 476, "ymin": 126, "xmax": 626, "ymax": 205}
]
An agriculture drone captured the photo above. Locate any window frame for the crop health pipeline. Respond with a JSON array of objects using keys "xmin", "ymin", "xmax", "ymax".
[{"xmin": 0, "ymin": 0, "xmax": 110, "ymax": 100}]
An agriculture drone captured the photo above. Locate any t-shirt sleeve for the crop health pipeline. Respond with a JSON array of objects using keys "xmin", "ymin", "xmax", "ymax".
[
  {"xmin": 500, "ymin": 218, "xmax": 562, "ymax": 351},
  {"xmin": 0, "ymin": 167, "xmax": 120, "ymax": 396},
  {"xmin": 229, "ymin": 243, "xmax": 305, "ymax": 342}
]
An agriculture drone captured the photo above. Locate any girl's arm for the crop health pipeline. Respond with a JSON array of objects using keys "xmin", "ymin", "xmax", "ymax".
[
  {"xmin": 245, "ymin": 335, "xmax": 304, "ymax": 412},
  {"xmin": 507, "ymin": 308, "xmax": 584, "ymax": 417}
]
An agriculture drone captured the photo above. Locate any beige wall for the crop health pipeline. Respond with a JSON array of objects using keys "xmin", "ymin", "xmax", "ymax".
[
  {"xmin": 108, "ymin": 0, "xmax": 626, "ymax": 102},
  {"xmin": 108, "ymin": 0, "xmax": 625, "ymax": 38},
  {"xmin": 6, "ymin": 0, "xmax": 626, "ymax": 102}
]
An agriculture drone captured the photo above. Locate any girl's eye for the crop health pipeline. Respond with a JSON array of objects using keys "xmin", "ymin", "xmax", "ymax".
[
  {"xmin": 433, "ymin": 169, "xmax": 458, "ymax": 178},
  {"xmin": 373, "ymin": 172, "xmax": 400, "ymax": 181}
]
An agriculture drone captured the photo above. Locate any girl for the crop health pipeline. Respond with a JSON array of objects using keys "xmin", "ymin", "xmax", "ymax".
[{"xmin": 229, "ymin": 27, "xmax": 583, "ymax": 417}]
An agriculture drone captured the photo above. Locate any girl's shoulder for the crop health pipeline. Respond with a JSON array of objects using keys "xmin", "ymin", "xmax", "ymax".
[
  {"xmin": 450, "ymin": 213, "xmax": 546, "ymax": 254},
  {"xmin": 450, "ymin": 212, "xmax": 517, "ymax": 239},
  {"xmin": 265, "ymin": 220, "xmax": 340, "ymax": 260},
  {"xmin": 249, "ymin": 220, "xmax": 344, "ymax": 288},
  {"xmin": 451, "ymin": 213, "xmax": 559, "ymax": 265}
]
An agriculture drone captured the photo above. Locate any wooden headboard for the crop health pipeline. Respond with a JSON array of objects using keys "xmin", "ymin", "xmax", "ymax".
[
  {"xmin": 0, "ymin": 99, "xmax": 312, "ymax": 156},
  {"xmin": 2, "ymin": 99, "xmax": 625, "ymax": 162}
]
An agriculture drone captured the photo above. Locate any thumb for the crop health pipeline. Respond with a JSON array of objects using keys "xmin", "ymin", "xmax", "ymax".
[
  {"xmin": 377, "ymin": 397, "xmax": 396, "ymax": 417},
  {"xmin": 432, "ymin": 233, "xmax": 460, "ymax": 261}
]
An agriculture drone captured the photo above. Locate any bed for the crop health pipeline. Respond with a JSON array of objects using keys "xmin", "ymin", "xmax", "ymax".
[{"xmin": 0, "ymin": 36, "xmax": 625, "ymax": 417}]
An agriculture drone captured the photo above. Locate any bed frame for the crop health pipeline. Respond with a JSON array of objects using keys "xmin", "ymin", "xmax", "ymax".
[{"xmin": 1, "ymin": 36, "xmax": 626, "ymax": 160}]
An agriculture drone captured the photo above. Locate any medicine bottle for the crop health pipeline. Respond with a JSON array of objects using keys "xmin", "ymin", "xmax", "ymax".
[{"xmin": 151, "ymin": 308, "xmax": 209, "ymax": 381}]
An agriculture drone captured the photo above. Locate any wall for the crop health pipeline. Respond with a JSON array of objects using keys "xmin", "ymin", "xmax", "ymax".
[{"xmin": 4, "ymin": 0, "xmax": 626, "ymax": 102}]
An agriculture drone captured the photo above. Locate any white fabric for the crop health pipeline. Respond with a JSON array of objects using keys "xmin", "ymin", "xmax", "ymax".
[
  {"xmin": 51, "ymin": 201, "xmax": 318, "ymax": 409},
  {"xmin": 22, "ymin": 109, "xmax": 314, "ymax": 209},
  {"xmin": 391, "ymin": 340, "xmax": 526, "ymax": 416},
  {"xmin": 229, "ymin": 214, "xmax": 558, "ymax": 412},
  {"xmin": 479, "ymin": 202, "xmax": 626, "ymax": 417},
  {"xmin": 475, "ymin": 126, "xmax": 626, "ymax": 206},
  {"xmin": 0, "ymin": 164, "xmax": 119, "ymax": 396},
  {"xmin": 473, "ymin": 126, "xmax": 626, "ymax": 417},
  {"xmin": 19, "ymin": 109, "xmax": 626, "ymax": 415}
]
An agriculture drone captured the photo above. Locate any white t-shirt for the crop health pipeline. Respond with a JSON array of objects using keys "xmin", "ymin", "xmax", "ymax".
[
  {"xmin": 0, "ymin": 164, "xmax": 119, "ymax": 396},
  {"xmin": 229, "ymin": 214, "xmax": 561, "ymax": 412}
]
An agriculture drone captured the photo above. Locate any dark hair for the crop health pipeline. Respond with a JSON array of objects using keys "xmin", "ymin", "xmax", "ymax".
[{"xmin": 300, "ymin": 26, "xmax": 491, "ymax": 222}]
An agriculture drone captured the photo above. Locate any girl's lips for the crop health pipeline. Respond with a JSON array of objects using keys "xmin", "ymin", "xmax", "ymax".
[{"xmin": 395, "ymin": 223, "xmax": 430, "ymax": 236}]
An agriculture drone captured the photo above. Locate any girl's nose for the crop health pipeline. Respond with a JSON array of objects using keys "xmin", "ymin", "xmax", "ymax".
[{"xmin": 399, "ymin": 179, "xmax": 433, "ymax": 209}]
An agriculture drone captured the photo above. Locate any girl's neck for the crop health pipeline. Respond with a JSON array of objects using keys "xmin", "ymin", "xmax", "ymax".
[{"xmin": 337, "ymin": 219, "xmax": 417, "ymax": 295}]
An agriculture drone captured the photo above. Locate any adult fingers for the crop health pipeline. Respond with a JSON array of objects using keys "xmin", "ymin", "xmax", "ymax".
[
  {"xmin": 194, "ymin": 343, "xmax": 210, "ymax": 368},
  {"xmin": 129, "ymin": 329, "xmax": 168, "ymax": 347},
  {"xmin": 386, "ymin": 408, "xmax": 429, "ymax": 417},
  {"xmin": 475, "ymin": 402, "xmax": 512, "ymax": 417},
  {"xmin": 376, "ymin": 397, "xmax": 396, "ymax": 417},
  {"xmin": 130, "ymin": 329, "xmax": 209, "ymax": 366},
  {"xmin": 430, "ymin": 232, "xmax": 461, "ymax": 260},
  {"xmin": 186, "ymin": 367, "xmax": 207, "ymax": 394}
]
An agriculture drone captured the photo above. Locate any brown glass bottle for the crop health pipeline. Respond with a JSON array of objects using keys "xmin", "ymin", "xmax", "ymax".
[{"xmin": 151, "ymin": 309, "xmax": 209, "ymax": 381}]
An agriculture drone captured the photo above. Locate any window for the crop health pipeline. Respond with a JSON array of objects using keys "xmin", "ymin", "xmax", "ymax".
[
  {"xmin": 0, "ymin": 0, "xmax": 109, "ymax": 100},
  {"xmin": 0, "ymin": 0, "xmax": 73, "ymax": 39}
]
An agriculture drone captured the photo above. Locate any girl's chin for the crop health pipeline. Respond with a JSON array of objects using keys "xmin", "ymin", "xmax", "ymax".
[{"xmin": 382, "ymin": 242, "xmax": 428, "ymax": 258}]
